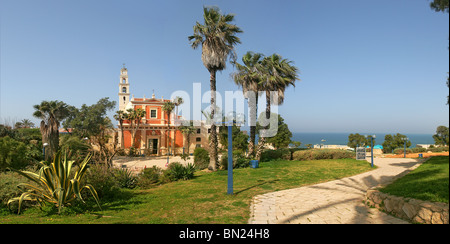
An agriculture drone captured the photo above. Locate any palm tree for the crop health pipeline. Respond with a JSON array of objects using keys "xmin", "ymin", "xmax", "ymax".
[
  {"xmin": 125, "ymin": 108, "xmax": 146, "ymax": 149},
  {"xmin": 113, "ymin": 110, "xmax": 126, "ymax": 149},
  {"xmin": 188, "ymin": 6, "xmax": 243, "ymax": 171},
  {"xmin": 179, "ymin": 122, "xmax": 196, "ymax": 155},
  {"xmin": 173, "ymin": 96, "xmax": 184, "ymax": 155},
  {"xmin": 162, "ymin": 101, "xmax": 175, "ymax": 155},
  {"xmin": 232, "ymin": 51, "xmax": 264, "ymax": 157},
  {"xmin": 255, "ymin": 54, "xmax": 300, "ymax": 160},
  {"xmin": 33, "ymin": 100, "xmax": 70, "ymax": 161}
]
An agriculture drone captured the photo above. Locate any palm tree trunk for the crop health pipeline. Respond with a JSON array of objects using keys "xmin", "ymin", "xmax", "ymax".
[
  {"xmin": 255, "ymin": 92, "xmax": 271, "ymax": 161},
  {"xmin": 209, "ymin": 69, "xmax": 218, "ymax": 171},
  {"xmin": 248, "ymin": 95, "xmax": 258, "ymax": 157}
]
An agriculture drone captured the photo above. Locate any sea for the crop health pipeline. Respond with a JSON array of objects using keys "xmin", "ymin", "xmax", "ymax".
[{"xmin": 289, "ymin": 132, "xmax": 435, "ymax": 148}]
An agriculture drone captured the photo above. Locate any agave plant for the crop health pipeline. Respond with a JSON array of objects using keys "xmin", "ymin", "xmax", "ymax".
[{"xmin": 8, "ymin": 151, "xmax": 101, "ymax": 214}]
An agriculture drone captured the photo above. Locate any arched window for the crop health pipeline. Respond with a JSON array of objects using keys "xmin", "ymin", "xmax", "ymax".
[
  {"xmin": 122, "ymin": 87, "xmax": 127, "ymax": 93},
  {"xmin": 122, "ymin": 78, "xmax": 126, "ymax": 83}
]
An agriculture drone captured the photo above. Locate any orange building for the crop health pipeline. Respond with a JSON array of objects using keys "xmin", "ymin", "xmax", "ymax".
[{"xmin": 117, "ymin": 66, "xmax": 210, "ymax": 155}]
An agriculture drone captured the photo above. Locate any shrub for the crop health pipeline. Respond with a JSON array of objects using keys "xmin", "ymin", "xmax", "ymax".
[
  {"xmin": 0, "ymin": 136, "xmax": 33, "ymax": 171},
  {"xmin": 84, "ymin": 164, "xmax": 119, "ymax": 200},
  {"xmin": 393, "ymin": 148, "xmax": 413, "ymax": 155},
  {"xmin": 220, "ymin": 151, "xmax": 250, "ymax": 170},
  {"xmin": 137, "ymin": 166, "xmax": 162, "ymax": 188},
  {"xmin": 292, "ymin": 149, "xmax": 355, "ymax": 161},
  {"xmin": 8, "ymin": 151, "xmax": 101, "ymax": 214},
  {"xmin": 162, "ymin": 162, "xmax": 196, "ymax": 183},
  {"xmin": 0, "ymin": 172, "xmax": 28, "ymax": 210},
  {"xmin": 412, "ymin": 147, "xmax": 427, "ymax": 153},
  {"xmin": 113, "ymin": 168, "xmax": 138, "ymax": 189},
  {"xmin": 193, "ymin": 148, "xmax": 210, "ymax": 170},
  {"xmin": 260, "ymin": 148, "xmax": 292, "ymax": 162}
]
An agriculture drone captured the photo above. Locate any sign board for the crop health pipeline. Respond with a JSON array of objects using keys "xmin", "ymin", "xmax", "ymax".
[{"xmin": 356, "ymin": 147, "xmax": 366, "ymax": 160}]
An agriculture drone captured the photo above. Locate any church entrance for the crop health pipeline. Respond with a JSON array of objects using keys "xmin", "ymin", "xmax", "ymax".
[{"xmin": 148, "ymin": 139, "xmax": 159, "ymax": 155}]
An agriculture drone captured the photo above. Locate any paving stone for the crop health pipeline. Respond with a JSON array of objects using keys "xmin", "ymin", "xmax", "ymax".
[{"xmin": 248, "ymin": 158, "xmax": 423, "ymax": 224}]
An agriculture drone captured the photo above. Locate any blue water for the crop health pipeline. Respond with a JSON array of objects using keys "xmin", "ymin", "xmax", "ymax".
[{"xmin": 290, "ymin": 133, "xmax": 435, "ymax": 148}]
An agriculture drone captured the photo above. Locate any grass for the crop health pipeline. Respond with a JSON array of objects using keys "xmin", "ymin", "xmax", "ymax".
[
  {"xmin": 380, "ymin": 156, "xmax": 449, "ymax": 203},
  {"xmin": 0, "ymin": 158, "xmax": 374, "ymax": 224}
]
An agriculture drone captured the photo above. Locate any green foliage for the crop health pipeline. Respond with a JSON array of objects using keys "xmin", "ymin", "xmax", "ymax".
[
  {"xmin": 292, "ymin": 149, "xmax": 355, "ymax": 161},
  {"xmin": 138, "ymin": 166, "xmax": 163, "ymax": 188},
  {"xmin": 0, "ymin": 172, "xmax": 30, "ymax": 210},
  {"xmin": 163, "ymin": 162, "xmax": 195, "ymax": 182},
  {"xmin": 193, "ymin": 147, "xmax": 210, "ymax": 170},
  {"xmin": 433, "ymin": 125, "xmax": 449, "ymax": 146},
  {"xmin": 7, "ymin": 151, "xmax": 101, "ymax": 214},
  {"xmin": 257, "ymin": 114, "xmax": 293, "ymax": 149},
  {"xmin": 347, "ymin": 133, "xmax": 371, "ymax": 149},
  {"xmin": 218, "ymin": 124, "xmax": 249, "ymax": 150},
  {"xmin": 382, "ymin": 133, "xmax": 411, "ymax": 153},
  {"xmin": 393, "ymin": 148, "xmax": 413, "ymax": 155},
  {"xmin": 220, "ymin": 151, "xmax": 250, "ymax": 170},
  {"xmin": 114, "ymin": 168, "xmax": 137, "ymax": 189},
  {"xmin": 260, "ymin": 148, "xmax": 292, "ymax": 162},
  {"xmin": 0, "ymin": 136, "xmax": 32, "ymax": 171},
  {"xmin": 430, "ymin": 0, "xmax": 449, "ymax": 13},
  {"xmin": 83, "ymin": 164, "xmax": 119, "ymax": 200}
]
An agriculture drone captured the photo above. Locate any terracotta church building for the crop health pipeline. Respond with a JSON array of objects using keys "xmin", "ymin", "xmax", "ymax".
[{"xmin": 117, "ymin": 66, "xmax": 210, "ymax": 156}]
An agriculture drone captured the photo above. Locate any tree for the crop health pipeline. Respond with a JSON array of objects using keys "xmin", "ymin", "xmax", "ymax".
[
  {"xmin": 255, "ymin": 54, "xmax": 300, "ymax": 160},
  {"xmin": 162, "ymin": 101, "xmax": 175, "ymax": 154},
  {"xmin": 114, "ymin": 110, "xmax": 126, "ymax": 149},
  {"xmin": 433, "ymin": 125, "xmax": 449, "ymax": 146},
  {"xmin": 33, "ymin": 100, "xmax": 71, "ymax": 161},
  {"xmin": 173, "ymin": 96, "xmax": 184, "ymax": 155},
  {"xmin": 63, "ymin": 98, "xmax": 117, "ymax": 166},
  {"xmin": 232, "ymin": 51, "xmax": 265, "ymax": 157},
  {"xmin": 189, "ymin": 6, "xmax": 243, "ymax": 171},
  {"xmin": 218, "ymin": 122, "xmax": 249, "ymax": 151},
  {"xmin": 256, "ymin": 114, "xmax": 292, "ymax": 149},
  {"xmin": 14, "ymin": 119, "xmax": 35, "ymax": 129},
  {"xmin": 382, "ymin": 133, "xmax": 411, "ymax": 153},
  {"xmin": 347, "ymin": 133, "xmax": 370, "ymax": 150},
  {"xmin": 125, "ymin": 108, "xmax": 146, "ymax": 150},
  {"xmin": 179, "ymin": 122, "xmax": 196, "ymax": 155},
  {"xmin": 430, "ymin": 0, "xmax": 449, "ymax": 12}
]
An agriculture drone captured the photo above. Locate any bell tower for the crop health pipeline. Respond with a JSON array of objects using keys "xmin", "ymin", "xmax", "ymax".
[{"xmin": 119, "ymin": 64, "xmax": 130, "ymax": 111}]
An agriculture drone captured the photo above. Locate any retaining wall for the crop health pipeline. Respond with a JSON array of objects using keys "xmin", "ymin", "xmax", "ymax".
[{"xmin": 365, "ymin": 189, "xmax": 449, "ymax": 224}]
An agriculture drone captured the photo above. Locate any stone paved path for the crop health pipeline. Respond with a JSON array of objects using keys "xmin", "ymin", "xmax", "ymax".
[{"xmin": 248, "ymin": 158, "xmax": 425, "ymax": 224}]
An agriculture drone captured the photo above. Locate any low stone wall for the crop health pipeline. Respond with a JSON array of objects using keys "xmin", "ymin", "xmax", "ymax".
[{"xmin": 365, "ymin": 189, "xmax": 449, "ymax": 224}]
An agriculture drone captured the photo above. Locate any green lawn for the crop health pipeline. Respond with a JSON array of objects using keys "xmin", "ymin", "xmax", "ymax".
[
  {"xmin": 1, "ymin": 159, "xmax": 374, "ymax": 224},
  {"xmin": 380, "ymin": 156, "xmax": 449, "ymax": 203}
]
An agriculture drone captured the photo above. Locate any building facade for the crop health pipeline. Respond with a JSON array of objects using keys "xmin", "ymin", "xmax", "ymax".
[{"xmin": 117, "ymin": 66, "xmax": 210, "ymax": 155}]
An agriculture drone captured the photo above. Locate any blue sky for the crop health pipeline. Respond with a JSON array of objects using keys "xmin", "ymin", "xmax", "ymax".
[{"xmin": 0, "ymin": 0, "xmax": 448, "ymax": 134}]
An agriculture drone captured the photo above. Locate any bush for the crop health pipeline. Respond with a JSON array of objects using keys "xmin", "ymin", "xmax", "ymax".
[
  {"xmin": 220, "ymin": 151, "xmax": 250, "ymax": 170},
  {"xmin": 292, "ymin": 149, "xmax": 355, "ymax": 161},
  {"xmin": 84, "ymin": 164, "xmax": 120, "ymax": 200},
  {"xmin": 113, "ymin": 168, "xmax": 138, "ymax": 189},
  {"xmin": 412, "ymin": 147, "xmax": 427, "ymax": 153},
  {"xmin": 393, "ymin": 148, "xmax": 413, "ymax": 155},
  {"xmin": 162, "ymin": 162, "xmax": 195, "ymax": 182},
  {"xmin": 428, "ymin": 146, "xmax": 449, "ymax": 152},
  {"xmin": 193, "ymin": 148, "xmax": 210, "ymax": 170},
  {"xmin": 138, "ymin": 166, "xmax": 162, "ymax": 188},
  {"xmin": 260, "ymin": 148, "xmax": 292, "ymax": 162},
  {"xmin": 0, "ymin": 136, "xmax": 34, "ymax": 171}
]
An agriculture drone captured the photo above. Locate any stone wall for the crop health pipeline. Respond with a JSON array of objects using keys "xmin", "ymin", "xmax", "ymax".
[{"xmin": 365, "ymin": 189, "xmax": 449, "ymax": 224}]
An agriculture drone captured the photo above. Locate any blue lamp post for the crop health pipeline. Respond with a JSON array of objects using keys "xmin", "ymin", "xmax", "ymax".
[{"xmin": 365, "ymin": 135, "xmax": 376, "ymax": 168}]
